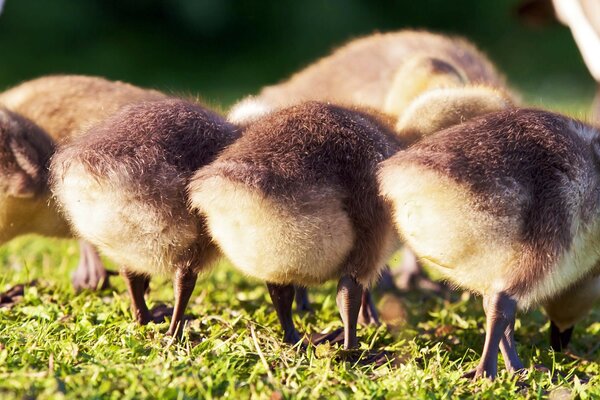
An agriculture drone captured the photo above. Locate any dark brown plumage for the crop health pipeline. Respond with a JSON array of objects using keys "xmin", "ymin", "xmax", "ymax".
[
  {"xmin": 379, "ymin": 108, "xmax": 600, "ymax": 378},
  {"xmin": 190, "ymin": 102, "xmax": 402, "ymax": 348},
  {"xmin": 51, "ymin": 98, "xmax": 239, "ymax": 336},
  {"xmin": 0, "ymin": 107, "xmax": 54, "ymax": 199}
]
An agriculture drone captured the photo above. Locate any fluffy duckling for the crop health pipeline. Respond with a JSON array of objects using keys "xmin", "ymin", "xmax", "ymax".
[
  {"xmin": 0, "ymin": 75, "xmax": 165, "ymax": 290},
  {"xmin": 228, "ymin": 30, "xmax": 508, "ymax": 124},
  {"xmin": 189, "ymin": 102, "xmax": 403, "ymax": 348},
  {"xmin": 379, "ymin": 108, "xmax": 600, "ymax": 378},
  {"xmin": 541, "ymin": 96, "xmax": 600, "ymax": 351},
  {"xmin": 51, "ymin": 98, "xmax": 239, "ymax": 335}
]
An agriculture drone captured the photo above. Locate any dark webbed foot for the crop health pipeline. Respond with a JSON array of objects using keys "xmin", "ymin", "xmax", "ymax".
[
  {"xmin": 550, "ymin": 321, "xmax": 574, "ymax": 352},
  {"xmin": 294, "ymin": 286, "xmax": 312, "ymax": 312},
  {"xmin": 357, "ymin": 290, "xmax": 380, "ymax": 326},
  {"xmin": 308, "ymin": 328, "xmax": 345, "ymax": 346},
  {"xmin": 267, "ymin": 283, "xmax": 303, "ymax": 345},
  {"xmin": 309, "ymin": 335, "xmax": 395, "ymax": 366},
  {"xmin": 72, "ymin": 240, "xmax": 115, "ymax": 291}
]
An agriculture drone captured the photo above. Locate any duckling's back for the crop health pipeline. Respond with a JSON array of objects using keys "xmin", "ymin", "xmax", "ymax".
[
  {"xmin": 0, "ymin": 75, "xmax": 166, "ymax": 142},
  {"xmin": 379, "ymin": 108, "xmax": 600, "ymax": 308},
  {"xmin": 52, "ymin": 99, "xmax": 238, "ymax": 275},
  {"xmin": 190, "ymin": 102, "xmax": 400, "ymax": 286},
  {"xmin": 257, "ymin": 31, "xmax": 504, "ymax": 110}
]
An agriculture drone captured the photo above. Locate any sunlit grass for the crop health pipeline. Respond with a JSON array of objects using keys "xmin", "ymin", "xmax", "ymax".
[{"xmin": 0, "ymin": 235, "xmax": 598, "ymax": 399}]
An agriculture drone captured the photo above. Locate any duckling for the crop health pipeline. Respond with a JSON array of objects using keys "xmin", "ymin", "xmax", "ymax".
[
  {"xmin": 385, "ymin": 77, "xmax": 597, "ymax": 354},
  {"xmin": 0, "ymin": 75, "xmax": 166, "ymax": 290},
  {"xmin": 189, "ymin": 102, "xmax": 403, "ymax": 349},
  {"xmin": 379, "ymin": 108, "xmax": 600, "ymax": 378},
  {"xmin": 541, "ymin": 94, "xmax": 600, "ymax": 352},
  {"xmin": 51, "ymin": 98, "xmax": 239, "ymax": 336},
  {"xmin": 228, "ymin": 30, "xmax": 508, "ymax": 124}
]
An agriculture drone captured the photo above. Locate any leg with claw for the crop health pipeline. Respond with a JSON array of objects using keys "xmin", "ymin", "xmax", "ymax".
[
  {"xmin": 483, "ymin": 295, "xmax": 524, "ymax": 373},
  {"xmin": 336, "ymin": 275, "xmax": 364, "ymax": 350},
  {"xmin": 376, "ymin": 265, "xmax": 396, "ymax": 291},
  {"xmin": 72, "ymin": 240, "xmax": 114, "ymax": 291},
  {"xmin": 464, "ymin": 292, "xmax": 520, "ymax": 379},
  {"xmin": 267, "ymin": 283, "xmax": 301, "ymax": 344},
  {"xmin": 294, "ymin": 286, "xmax": 312, "ymax": 312},
  {"xmin": 267, "ymin": 283, "xmax": 302, "ymax": 344},
  {"xmin": 357, "ymin": 290, "xmax": 380, "ymax": 326},
  {"xmin": 121, "ymin": 267, "xmax": 152, "ymax": 325},
  {"xmin": 166, "ymin": 267, "xmax": 198, "ymax": 338}
]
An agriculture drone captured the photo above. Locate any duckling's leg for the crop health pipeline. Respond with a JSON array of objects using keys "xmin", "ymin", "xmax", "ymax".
[
  {"xmin": 72, "ymin": 240, "xmax": 114, "ymax": 291},
  {"xmin": 550, "ymin": 322, "xmax": 574, "ymax": 352},
  {"xmin": 357, "ymin": 290, "xmax": 380, "ymax": 326},
  {"xmin": 294, "ymin": 286, "xmax": 312, "ymax": 312},
  {"xmin": 166, "ymin": 267, "xmax": 198, "ymax": 337},
  {"xmin": 376, "ymin": 265, "xmax": 396, "ymax": 291},
  {"xmin": 337, "ymin": 275, "xmax": 363, "ymax": 350},
  {"xmin": 267, "ymin": 283, "xmax": 302, "ymax": 344},
  {"xmin": 486, "ymin": 296, "xmax": 524, "ymax": 373},
  {"xmin": 121, "ymin": 268, "xmax": 153, "ymax": 325},
  {"xmin": 464, "ymin": 292, "xmax": 519, "ymax": 379}
]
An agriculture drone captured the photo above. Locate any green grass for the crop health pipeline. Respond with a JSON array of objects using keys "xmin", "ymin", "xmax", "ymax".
[{"xmin": 0, "ymin": 236, "xmax": 598, "ymax": 399}]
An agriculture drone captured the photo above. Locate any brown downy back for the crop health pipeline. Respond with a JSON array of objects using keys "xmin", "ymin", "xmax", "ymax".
[
  {"xmin": 200, "ymin": 102, "xmax": 402, "ymax": 197},
  {"xmin": 52, "ymin": 98, "xmax": 240, "ymax": 203},
  {"xmin": 192, "ymin": 102, "xmax": 401, "ymax": 284},
  {"xmin": 389, "ymin": 108, "xmax": 596, "ymax": 299},
  {"xmin": 255, "ymin": 30, "xmax": 505, "ymax": 111},
  {"xmin": 0, "ymin": 75, "xmax": 166, "ymax": 143}
]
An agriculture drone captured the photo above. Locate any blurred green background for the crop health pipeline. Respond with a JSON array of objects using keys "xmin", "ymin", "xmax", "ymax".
[{"xmin": 0, "ymin": 0, "xmax": 595, "ymax": 114}]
